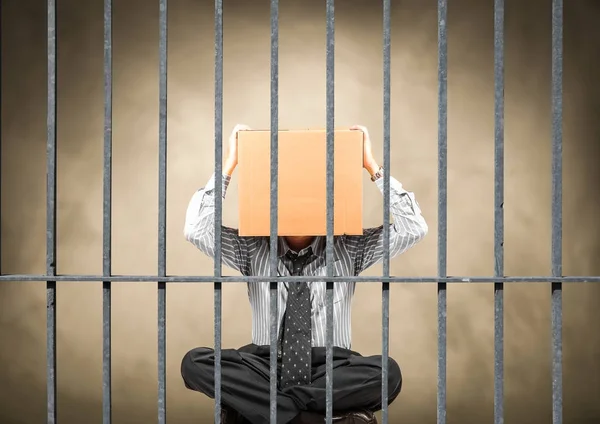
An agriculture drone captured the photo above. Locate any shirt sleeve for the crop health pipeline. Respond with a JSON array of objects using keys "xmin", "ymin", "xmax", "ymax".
[
  {"xmin": 183, "ymin": 173, "xmax": 254, "ymax": 274},
  {"xmin": 347, "ymin": 174, "xmax": 429, "ymax": 274}
]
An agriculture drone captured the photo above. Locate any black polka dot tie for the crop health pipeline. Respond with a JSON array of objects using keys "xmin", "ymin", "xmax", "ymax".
[{"xmin": 279, "ymin": 250, "xmax": 313, "ymax": 389}]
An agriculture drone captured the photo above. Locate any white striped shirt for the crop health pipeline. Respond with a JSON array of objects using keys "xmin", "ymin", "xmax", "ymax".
[{"xmin": 184, "ymin": 173, "xmax": 428, "ymax": 349}]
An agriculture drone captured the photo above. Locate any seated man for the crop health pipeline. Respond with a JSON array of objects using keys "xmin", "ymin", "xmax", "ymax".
[{"xmin": 181, "ymin": 124, "xmax": 428, "ymax": 424}]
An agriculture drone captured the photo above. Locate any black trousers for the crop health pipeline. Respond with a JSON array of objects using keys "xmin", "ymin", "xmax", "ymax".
[{"xmin": 181, "ymin": 344, "xmax": 402, "ymax": 424}]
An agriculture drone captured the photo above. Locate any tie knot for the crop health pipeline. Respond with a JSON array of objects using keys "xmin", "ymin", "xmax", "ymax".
[
  {"xmin": 286, "ymin": 248, "xmax": 312, "ymax": 276},
  {"xmin": 286, "ymin": 248, "xmax": 312, "ymax": 263}
]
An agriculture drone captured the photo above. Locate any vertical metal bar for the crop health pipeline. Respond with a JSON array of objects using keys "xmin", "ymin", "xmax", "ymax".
[
  {"xmin": 102, "ymin": 0, "xmax": 113, "ymax": 422},
  {"xmin": 551, "ymin": 0, "xmax": 563, "ymax": 422},
  {"xmin": 381, "ymin": 0, "xmax": 391, "ymax": 422},
  {"xmin": 325, "ymin": 0, "xmax": 335, "ymax": 422},
  {"xmin": 46, "ymin": 0, "xmax": 58, "ymax": 422},
  {"xmin": 157, "ymin": 0, "xmax": 168, "ymax": 422},
  {"xmin": 213, "ymin": 0, "xmax": 224, "ymax": 422},
  {"xmin": 493, "ymin": 0, "xmax": 505, "ymax": 423},
  {"xmin": 436, "ymin": 0, "xmax": 448, "ymax": 423},
  {"xmin": 269, "ymin": 0, "xmax": 280, "ymax": 423}
]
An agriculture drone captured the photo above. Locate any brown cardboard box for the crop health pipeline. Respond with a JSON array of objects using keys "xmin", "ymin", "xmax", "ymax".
[{"xmin": 237, "ymin": 129, "xmax": 364, "ymax": 236}]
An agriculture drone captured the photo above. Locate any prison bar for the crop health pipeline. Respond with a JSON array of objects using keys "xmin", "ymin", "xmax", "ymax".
[
  {"xmin": 102, "ymin": 0, "xmax": 113, "ymax": 423},
  {"xmin": 213, "ymin": 0, "xmax": 224, "ymax": 422},
  {"xmin": 493, "ymin": 0, "xmax": 505, "ymax": 423},
  {"xmin": 437, "ymin": 0, "xmax": 448, "ymax": 423},
  {"xmin": 158, "ymin": 0, "xmax": 169, "ymax": 422},
  {"xmin": 2, "ymin": 274, "xmax": 599, "ymax": 283},
  {"xmin": 551, "ymin": 0, "xmax": 564, "ymax": 423},
  {"xmin": 381, "ymin": 0, "xmax": 392, "ymax": 422},
  {"xmin": 325, "ymin": 0, "xmax": 335, "ymax": 422},
  {"xmin": 268, "ymin": 0, "xmax": 280, "ymax": 422},
  {"xmin": 46, "ymin": 0, "xmax": 58, "ymax": 422}
]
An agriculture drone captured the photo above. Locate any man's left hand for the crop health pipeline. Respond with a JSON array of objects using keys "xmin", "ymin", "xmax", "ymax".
[{"xmin": 350, "ymin": 125, "xmax": 380, "ymax": 177}]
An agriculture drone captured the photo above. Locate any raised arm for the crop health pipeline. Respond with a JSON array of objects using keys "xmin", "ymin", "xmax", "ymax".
[
  {"xmin": 183, "ymin": 124, "xmax": 255, "ymax": 274},
  {"xmin": 346, "ymin": 125, "xmax": 428, "ymax": 274}
]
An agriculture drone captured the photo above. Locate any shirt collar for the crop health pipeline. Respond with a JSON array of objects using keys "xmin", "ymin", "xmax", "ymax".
[{"xmin": 277, "ymin": 236, "xmax": 325, "ymax": 259}]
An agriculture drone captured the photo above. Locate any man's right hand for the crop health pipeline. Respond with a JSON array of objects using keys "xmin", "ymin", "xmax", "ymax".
[{"xmin": 224, "ymin": 124, "xmax": 251, "ymax": 175}]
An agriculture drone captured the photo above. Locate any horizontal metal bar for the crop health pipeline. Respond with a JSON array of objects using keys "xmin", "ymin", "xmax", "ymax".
[{"xmin": 0, "ymin": 275, "xmax": 598, "ymax": 283}]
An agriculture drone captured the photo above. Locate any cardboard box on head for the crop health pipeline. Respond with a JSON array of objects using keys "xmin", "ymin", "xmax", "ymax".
[{"xmin": 237, "ymin": 129, "xmax": 364, "ymax": 237}]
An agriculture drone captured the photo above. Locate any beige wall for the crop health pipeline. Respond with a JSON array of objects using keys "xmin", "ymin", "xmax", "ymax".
[{"xmin": 1, "ymin": 0, "xmax": 599, "ymax": 423}]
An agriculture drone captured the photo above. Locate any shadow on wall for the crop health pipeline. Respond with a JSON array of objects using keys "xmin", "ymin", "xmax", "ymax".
[{"xmin": 1, "ymin": 0, "xmax": 600, "ymax": 423}]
